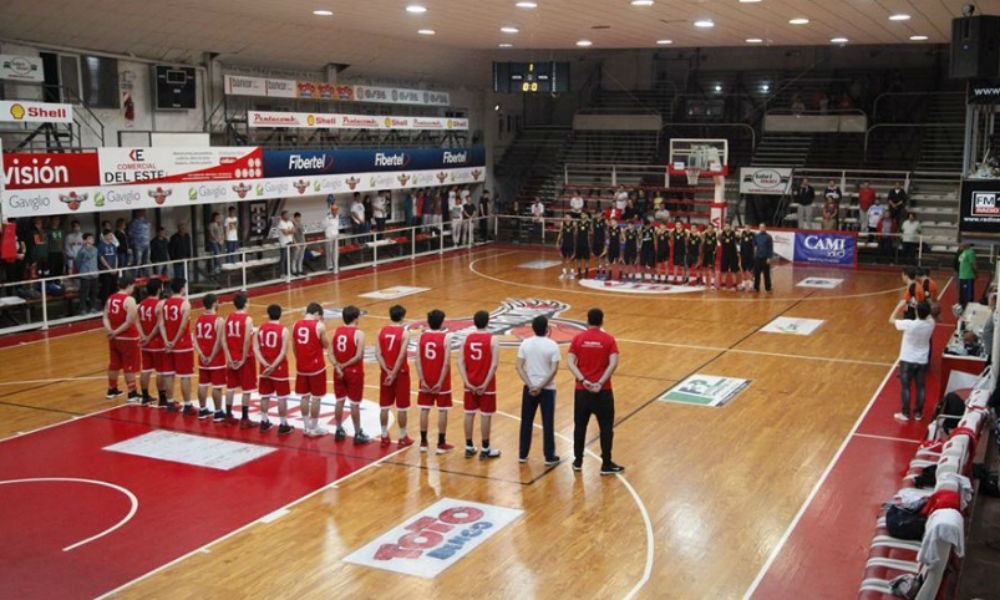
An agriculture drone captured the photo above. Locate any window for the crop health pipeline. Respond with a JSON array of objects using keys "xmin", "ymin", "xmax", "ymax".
[{"xmin": 81, "ymin": 55, "xmax": 120, "ymax": 108}]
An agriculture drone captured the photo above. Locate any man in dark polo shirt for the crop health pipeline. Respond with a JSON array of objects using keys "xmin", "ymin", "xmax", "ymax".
[{"xmin": 567, "ymin": 308, "xmax": 624, "ymax": 475}]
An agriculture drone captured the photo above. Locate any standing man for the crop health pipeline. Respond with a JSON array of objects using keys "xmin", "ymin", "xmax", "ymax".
[
  {"xmin": 479, "ymin": 189, "xmax": 491, "ymax": 240},
  {"xmin": 900, "ymin": 212, "xmax": 921, "ymax": 261},
  {"xmin": 277, "ymin": 210, "xmax": 294, "ymax": 277},
  {"xmin": 129, "ymin": 210, "xmax": 151, "ymax": 273},
  {"xmin": 137, "ymin": 278, "xmax": 165, "ymax": 406},
  {"xmin": 958, "ymin": 243, "xmax": 977, "ymax": 308},
  {"xmin": 160, "ymin": 278, "xmax": 194, "ymax": 414},
  {"xmin": 415, "ymin": 309, "xmax": 455, "ymax": 454},
  {"xmin": 461, "ymin": 191, "xmax": 477, "ymax": 245},
  {"xmin": 150, "ymin": 226, "xmax": 170, "ymax": 276},
  {"xmin": 858, "ymin": 182, "xmax": 876, "ymax": 235},
  {"xmin": 223, "ymin": 292, "xmax": 256, "ymax": 427},
  {"xmin": 515, "ymin": 315, "xmax": 560, "ymax": 465},
  {"xmin": 207, "ymin": 212, "xmax": 224, "ymax": 273},
  {"xmin": 458, "ymin": 310, "xmax": 501, "ymax": 460},
  {"xmin": 375, "ymin": 304, "xmax": 414, "ymax": 447},
  {"xmin": 372, "ymin": 191, "xmax": 388, "ymax": 235},
  {"xmin": 97, "ymin": 228, "xmax": 119, "ymax": 306},
  {"xmin": 890, "ymin": 299, "xmax": 934, "ymax": 422},
  {"xmin": 530, "ymin": 197, "xmax": 546, "ymax": 242},
  {"xmin": 795, "ymin": 178, "xmax": 816, "ymax": 229},
  {"xmin": 194, "ymin": 294, "xmax": 226, "ymax": 420},
  {"xmin": 350, "ymin": 194, "xmax": 366, "ymax": 236},
  {"xmin": 103, "ymin": 275, "xmax": 140, "ymax": 402},
  {"xmin": 752, "ymin": 223, "xmax": 774, "ymax": 293},
  {"xmin": 888, "ymin": 181, "xmax": 908, "ymax": 224},
  {"xmin": 168, "ymin": 223, "xmax": 191, "ymax": 280},
  {"xmin": 569, "ymin": 190, "xmax": 584, "ymax": 219},
  {"xmin": 76, "ymin": 233, "xmax": 99, "ymax": 314},
  {"xmin": 324, "ymin": 204, "xmax": 340, "ymax": 271},
  {"xmin": 254, "ymin": 304, "xmax": 292, "ymax": 434},
  {"xmin": 64, "ymin": 220, "xmax": 84, "ymax": 274},
  {"xmin": 47, "ymin": 216, "xmax": 65, "ymax": 276},
  {"xmin": 450, "ymin": 189, "xmax": 464, "ymax": 245},
  {"xmin": 291, "ymin": 212, "xmax": 306, "ymax": 276},
  {"xmin": 224, "ymin": 206, "xmax": 240, "ymax": 263},
  {"xmin": 567, "ymin": 308, "xmax": 623, "ymax": 475},
  {"xmin": 293, "ymin": 303, "xmax": 330, "ymax": 437},
  {"xmin": 329, "ymin": 305, "xmax": 371, "ymax": 444}
]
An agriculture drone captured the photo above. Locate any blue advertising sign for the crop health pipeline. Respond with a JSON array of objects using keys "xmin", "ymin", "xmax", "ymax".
[
  {"xmin": 262, "ymin": 147, "xmax": 485, "ymax": 178},
  {"xmin": 793, "ymin": 232, "xmax": 857, "ymax": 266}
]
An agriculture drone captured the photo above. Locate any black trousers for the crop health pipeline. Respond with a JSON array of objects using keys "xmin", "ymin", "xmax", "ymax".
[
  {"xmin": 573, "ymin": 388, "xmax": 615, "ymax": 464},
  {"xmin": 519, "ymin": 387, "xmax": 556, "ymax": 460},
  {"xmin": 753, "ymin": 257, "xmax": 772, "ymax": 292}
]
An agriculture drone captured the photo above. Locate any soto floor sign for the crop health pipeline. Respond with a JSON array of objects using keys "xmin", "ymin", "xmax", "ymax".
[
  {"xmin": 659, "ymin": 375, "xmax": 750, "ymax": 407},
  {"xmin": 761, "ymin": 316, "xmax": 825, "ymax": 336}
]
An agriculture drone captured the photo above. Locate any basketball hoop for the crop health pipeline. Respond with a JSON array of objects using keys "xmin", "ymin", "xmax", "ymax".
[{"xmin": 684, "ymin": 167, "xmax": 702, "ymax": 186}]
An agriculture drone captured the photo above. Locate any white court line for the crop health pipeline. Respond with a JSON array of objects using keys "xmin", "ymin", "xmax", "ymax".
[
  {"xmin": 0, "ymin": 375, "xmax": 106, "ymax": 386},
  {"xmin": 0, "ymin": 404, "xmax": 125, "ymax": 443},
  {"xmin": 852, "ymin": 432, "xmax": 922, "ymax": 444},
  {"xmin": 616, "ymin": 337, "xmax": 895, "ymax": 368},
  {"xmin": 0, "ymin": 477, "xmax": 138, "ymax": 551}
]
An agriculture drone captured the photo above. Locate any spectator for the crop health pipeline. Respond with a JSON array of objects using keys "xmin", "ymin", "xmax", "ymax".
[
  {"xmin": 958, "ymin": 243, "xmax": 977, "ymax": 308},
  {"xmin": 795, "ymin": 178, "xmax": 816, "ymax": 230},
  {"xmin": 791, "ymin": 93, "xmax": 806, "ymax": 114},
  {"xmin": 324, "ymin": 205, "xmax": 340, "ymax": 271},
  {"xmin": 114, "ymin": 218, "xmax": 130, "ymax": 270},
  {"xmin": 614, "ymin": 185, "xmax": 629, "ymax": 212},
  {"xmin": 150, "ymin": 226, "xmax": 170, "ymax": 276},
  {"xmin": 29, "ymin": 217, "xmax": 48, "ymax": 277},
  {"xmin": 753, "ymin": 223, "xmax": 774, "ymax": 293},
  {"xmin": 530, "ymin": 197, "xmax": 546, "ymax": 241},
  {"xmin": 867, "ymin": 196, "xmax": 886, "ymax": 240},
  {"xmin": 654, "ymin": 196, "xmax": 670, "ymax": 223},
  {"xmin": 823, "ymin": 179, "xmax": 842, "ymax": 225},
  {"xmin": 276, "ymin": 210, "xmax": 294, "ymax": 277},
  {"xmin": 983, "ymin": 293, "xmax": 996, "ymax": 362},
  {"xmin": 207, "ymin": 212, "xmax": 223, "ymax": 273},
  {"xmin": 64, "ymin": 220, "xmax": 84, "ymax": 274},
  {"xmin": 822, "ymin": 194, "xmax": 840, "ymax": 231},
  {"xmin": 47, "ymin": 215, "xmax": 65, "ymax": 276},
  {"xmin": 515, "ymin": 315, "xmax": 560, "ymax": 464},
  {"xmin": 128, "ymin": 210, "xmax": 151, "ymax": 271},
  {"xmin": 97, "ymin": 229, "xmax": 118, "ymax": 305},
  {"xmin": 900, "ymin": 213, "xmax": 921, "ymax": 260},
  {"xmin": 403, "ymin": 189, "xmax": 414, "ymax": 228},
  {"xmin": 3, "ymin": 220, "xmax": 29, "ymax": 297},
  {"xmin": 373, "ymin": 191, "xmax": 388, "ymax": 235},
  {"xmin": 890, "ymin": 299, "xmax": 934, "ymax": 422},
  {"xmin": 461, "ymin": 192, "xmax": 477, "ymax": 245},
  {"xmin": 479, "ymin": 189, "xmax": 491, "ymax": 240},
  {"xmin": 858, "ymin": 182, "xmax": 876, "ymax": 235},
  {"xmin": 168, "ymin": 223, "xmax": 192, "ymax": 280},
  {"xmin": 363, "ymin": 194, "xmax": 374, "ymax": 229},
  {"xmin": 636, "ymin": 187, "xmax": 649, "ymax": 217},
  {"xmin": 569, "ymin": 190, "xmax": 584, "ymax": 219},
  {"xmin": 421, "ymin": 188, "xmax": 434, "ymax": 233},
  {"xmin": 292, "ymin": 212, "xmax": 306, "ymax": 276},
  {"xmin": 877, "ymin": 206, "xmax": 896, "ymax": 258},
  {"xmin": 450, "ymin": 190, "xmax": 464, "ymax": 245},
  {"xmin": 76, "ymin": 233, "xmax": 99, "ymax": 314},
  {"xmin": 350, "ymin": 194, "xmax": 366, "ymax": 236},
  {"xmin": 623, "ymin": 198, "xmax": 638, "ymax": 222},
  {"xmin": 888, "ymin": 181, "xmax": 907, "ymax": 223},
  {"xmin": 447, "ymin": 187, "xmax": 458, "ymax": 226},
  {"xmin": 224, "ymin": 206, "xmax": 240, "ymax": 263}
]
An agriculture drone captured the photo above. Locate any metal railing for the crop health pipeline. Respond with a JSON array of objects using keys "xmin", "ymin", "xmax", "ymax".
[
  {"xmin": 0, "ymin": 217, "xmax": 494, "ymax": 337},
  {"xmin": 872, "ymin": 91, "xmax": 965, "ymax": 124}
]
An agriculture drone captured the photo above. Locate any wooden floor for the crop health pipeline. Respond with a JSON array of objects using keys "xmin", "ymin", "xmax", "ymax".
[{"xmin": 0, "ymin": 246, "xmax": 913, "ymax": 599}]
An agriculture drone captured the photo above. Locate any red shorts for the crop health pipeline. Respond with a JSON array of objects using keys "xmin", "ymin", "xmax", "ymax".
[
  {"xmin": 379, "ymin": 371, "xmax": 411, "ymax": 410},
  {"xmin": 227, "ymin": 360, "xmax": 257, "ymax": 392},
  {"xmin": 417, "ymin": 389, "xmax": 453, "ymax": 409},
  {"xmin": 463, "ymin": 390, "xmax": 497, "ymax": 414},
  {"xmin": 259, "ymin": 376, "xmax": 290, "ymax": 398},
  {"xmin": 199, "ymin": 367, "xmax": 226, "ymax": 387},
  {"xmin": 140, "ymin": 348, "xmax": 161, "ymax": 373},
  {"xmin": 334, "ymin": 367, "xmax": 364, "ymax": 404},
  {"xmin": 161, "ymin": 349, "xmax": 194, "ymax": 377},
  {"xmin": 109, "ymin": 338, "xmax": 140, "ymax": 373},
  {"xmin": 295, "ymin": 371, "xmax": 327, "ymax": 397}
]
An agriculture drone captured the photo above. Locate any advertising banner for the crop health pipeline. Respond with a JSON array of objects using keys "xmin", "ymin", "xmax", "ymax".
[
  {"xmin": 97, "ymin": 147, "xmax": 264, "ymax": 185},
  {"xmin": 771, "ymin": 230, "xmax": 796, "ymax": 262},
  {"xmin": 792, "ymin": 231, "xmax": 857, "ymax": 266},
  {"xmin": 247, "ymin": 111, "xmax": 468, "ymax": 131},
  {"xmin": 262, "ymin": 147, "xmax": 485, "ymax": 178},
  {"xmin": 658, "ymin": 374, "xmax": 750, "ymax": 407},
  {"xmin": 0, "ymin": 54, "xmax": 44, "ymax": 82},
  {"xmin": 222, "ymin": 75, "xmax": 296, "ymax": 98},
  {"xmin": 968, "ymin": 80, "xmax": 1000, "ymax": 105},
  {"xmin": 223, "ymin": 74, "xmax": 450, "ymax": 106},
  {"xmin": 959, "ymin": 178, "xmax": 1000, "ymax": 241},
  {"xmin": 352, "ymin": 84, "xmax": 450, "ymax": 106},
  {"xmin": 3, "ymin": 151, "xmax": 100, "ymax": 190},
  {"xmin": 0, "ymin": 100, "xmax": 74, "ymax": 124},
  {"xmin": 739, "ymin": 167, "xmax": 793, "ymax": 196}
]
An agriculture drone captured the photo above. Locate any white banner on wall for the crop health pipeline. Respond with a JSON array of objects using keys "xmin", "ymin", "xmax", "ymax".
[
  {"xmin": 248, "ymin": 110, "xmax": 468, "ymax": 131},
  {"xmin": 739, "ymin": 167, "xmax": 794, "ymax": 196},
  {"xmin": 0, "ymin": 100, "xmax": 74, "ymax": 124},
  {"xmin": 771, "ymin": 230, "xmax": 796, "ymax": 262},
  {"xmin": 97, "ymin": 146, "xmax": 263, "ymax": 185},
  {"xmin": 223, "ymin": 74, "xmax": 451, "ymax": 106},
  {"xmin": 0, "ymin": 54, "xmax": 44, "ymax": 82}
]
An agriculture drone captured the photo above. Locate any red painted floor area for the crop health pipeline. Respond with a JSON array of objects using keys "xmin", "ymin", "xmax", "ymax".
[
  {"xmin": 749, "ymin": 279, "xmax": 965, "ymax": 599},
  {"xmin": 0, "ymin": 405, "xmax": 394, "ymax": 599}
]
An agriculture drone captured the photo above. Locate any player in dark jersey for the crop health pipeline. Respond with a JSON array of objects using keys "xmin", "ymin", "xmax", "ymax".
[
  {"xmin": 719, "ymin": 222, "xmax": 741, "ymax": 290},
  {"xmin": 622, "ymin": 222, "xmax": 639, "ymax": 282},
  {"xmin": 574, "ymin": 212, "xmax": 592, "ymax": 279},
  {"xmin": 739, "ymin": 226, "xmax": 756, "ymax": 291},
  {"xmin": 458, "ymin": 310, "xmax": 501, "ymax": 459},
  {"xmin": 638, "ymin": 215, "xmax": 657, "ymax": 282},
  {"xmin": 591, "ymin": 212, "xmax": 608, "ymax": 280},
  {"xmin": 686, "ymin": 227, "xmax": 703, "ymax": 285},
  {"xmin": 655, "ymin": 222, "xmax": 671, "ymax": 283},
  {"xmin": 702, "ymin": 223, "xmax": 720, "ymax": 289},
  {"xmin": 557, "ymin": 215, "xmax": 575, "ymax": 280},
  {"xmin": 606, "ymin": 218, "xmax": 622, "ymax": 281},
  {"xmin": 670, "ymin": 221, "xmax": 687, "ymax": 284}
]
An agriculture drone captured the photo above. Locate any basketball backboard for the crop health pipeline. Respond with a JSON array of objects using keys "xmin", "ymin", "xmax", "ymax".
[{"xmin": 668, "ymin": 138, "xmax": 729, "ymax": 176}]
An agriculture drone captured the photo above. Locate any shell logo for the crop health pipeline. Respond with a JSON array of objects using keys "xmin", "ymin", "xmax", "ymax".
[
  {"xmin": 307, "ymin": 114, "xmax": 315, "ymax": 126},
  {"xmin": 446, "ymin": 119, "xmax": 453, "ymax": 129},
  {"xmin": 384, "ymin": 117, "xmax": 392, "ymax": 128},
  {"xmin": 9, "ymin": 103, "xmax": 25, "ymax": 120}
]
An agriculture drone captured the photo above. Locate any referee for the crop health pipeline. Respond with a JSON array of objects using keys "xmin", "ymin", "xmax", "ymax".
[{"xmin": 567, "ymin": 308, "xmax": 624, "ymax": 475}]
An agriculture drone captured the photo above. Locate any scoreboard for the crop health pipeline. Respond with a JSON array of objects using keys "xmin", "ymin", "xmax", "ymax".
[{"xmin": 492, "ymin": 62, "xmax": 570, "ymax": 94}]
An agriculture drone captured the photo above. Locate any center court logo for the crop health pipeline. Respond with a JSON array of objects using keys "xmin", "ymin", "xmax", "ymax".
[{"xmin": 577, "ymin": 279, "xmax": 705, "ymax": 295}]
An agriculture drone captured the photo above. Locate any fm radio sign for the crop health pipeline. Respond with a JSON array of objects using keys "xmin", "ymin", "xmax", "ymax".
[
  {"xmin": 972, "ymin": 191, "xmax": 1000, "ymax": 216},
  {"xmin": 344, "ymin": 498, "xmax": 522, "ymax": 578}
]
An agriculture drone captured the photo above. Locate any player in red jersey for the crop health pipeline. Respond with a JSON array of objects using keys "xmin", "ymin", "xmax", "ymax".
[
  {"xmin": 254, "ymin": 304, "xmax": 293, "ymax": 434},
  {"xmin": 159, "ymin": 278, "xmax": 194, "ymax": 414},
  {"xmin": 223, "ymin": 292, "xmax": 256, "ymax": 427},
  {"xmin": 293, "ymin": 303, "xmax": 330, "ymax": 437},
  {"xmin": 415, "ymin": 309, "xmax": 455, "ymax": 454},
  {"xmin": 194, "ymin": 293, "xmax": 226, "ymax": 421},
  {"xmin": 374, "ymin": 304, "xmax": 414, "ymax": 448},
  {"xmin": 136, "ymin": 277, "xmax": 165, "ymax": 406},
  {"xmin": 458, "ymin": 310, "xmax": 501, "ymax": 460},
  {"xmin": 329, "ymin": 305, "xmax": 372, "ymax": 444},
  {"xmin": 103, "ymin": 274, "xmax": 140, "ymax": 402}
]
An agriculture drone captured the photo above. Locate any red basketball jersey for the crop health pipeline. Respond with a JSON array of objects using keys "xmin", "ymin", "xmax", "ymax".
[
  {"xmin": 106, "ymin": 291, "xmax": 138, "ymax": 339},
  {"xmin": 194, "ymin": 314, "xmax": 225, "ymax": 367},
  {"xmin": 462, "ymin": 331, "xmax": 494, "ymax": 387},
  {"xmin": 224, "ymin": 313, "xmax": 252, "ymax": 362},
  {"xmin": 377, "ymin": 325, "xmax": 409, "ymax": 375},
  {"xmin": 257, "ymin": 322, "xmax": 287, "ymax": 370},
  {"xmin": 161, "ymin": 296, "xmax": 192, "ymax": 349},
  {"xmin": 137, "ymin": 297, "xmax": 161, "ymax": 349},
  {"xmin": 332, "ymin": 326, "xmax": 359, "ymax": 366},
  {"xmin": 418, "ymin": 331, "xmax": 450, "ymax": 391},
  {"xmin": 292, "ymin": 319, "xmax": 325, "ymax": 375}
]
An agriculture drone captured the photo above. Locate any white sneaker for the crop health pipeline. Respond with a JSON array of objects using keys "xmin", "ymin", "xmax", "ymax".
[
  {"xmin": 307, "ymin": 425, "xmax": 329, "ymax": 437},
  {"xmin": 558, "ymin": 272, "xmax": 566, "ymax": 280},
  {"xmin": 893, "ymin": 412, "xmax": 910, "ymax": 422}
]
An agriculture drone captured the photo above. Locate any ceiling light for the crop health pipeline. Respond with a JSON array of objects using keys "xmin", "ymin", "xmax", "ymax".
[
  {"xmin": 501, "ymin": 26, "xmax": 520, "ymax": 34},
  {"xmin": 631, "ymin": 0, "xmax": 654, "ymax": 5},
  {"xmin": 740, "ymin": 0, "xmax": 762, "ymax": 3},
  {"xmin": 693, "ymin": 19, "xmax": 715, "ymax": 28},
  {"xmin": 761, "ymin": 83, "xmax": 770, "ymax": 92},
  {"xmin": 515, "ymin": 1, "xmax": 538, "ymax": 7},
  {"xmin": 713, "ymin": 84, "xmax": 722, "ymax": 92},
  {"xmin": 830, "ymin": 37, "xmax": 848, "ymax": 43},
  {"xmin": 417, "ymin": 28, "xmax": 435, "ymax": 35},
  {"xmin": 889, "ymin": 13, "xmax": 911, "ymax": 21},
  {"xmin": 405, "ymin": 4, "xmax": 427, "ymax": 13},
  {"xmin": 656, "ymin": 39, "xmax": 673, "ymax": 45},
  {"xmin": 789, "ymin": 17, "xmax": 809, "ymax": 25},
  {"xmin": 576, "ymin": 39, "xmax": 593, "ymax": 47},
  {"xmin": 312, "ymin": 9, "xmax": 333, "ymax": 16},
  {"xmin": 746, "ymin": 37, "xmax": 763, "ymax": 43},
  {"xmin": 910, "ymin": 35, "xmax": 929, "ymax": 41},
  {"xmin": 499, "ymin": 43, "xmax": 513, "ymax": 47}
]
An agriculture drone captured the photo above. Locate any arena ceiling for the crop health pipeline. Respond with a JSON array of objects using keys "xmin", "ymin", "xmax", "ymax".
[{"xmin": 0, "ymin": 0, "xmax": 992, "ymax": 84}]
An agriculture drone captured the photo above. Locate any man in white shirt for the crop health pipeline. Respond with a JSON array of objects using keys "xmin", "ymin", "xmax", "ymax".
[
  {"xmin": 372, "ymin": 192, "xmax": 388, "ymax": 236},
  {"xmin": 277, "ymin": 210, "xmax": 294, "ymax": 277},
  {"xmin": 890, "ymin": 299, "xmax": 934, "ymax": 422},
  {"xmin": 350, "ymin": 193, "xmax": 366, "ymax": 236},
  {"xmin": 530, "ymin": 197, "xmax": 546, "ymax": 242},
  {"xmin": 515, "ymin": 315, "xmax": 560, "ymax": 464},
  {"xmin": 900, "ymin": 212, "xmax": 921, "ymax": 260},
  {"xmin": 64, "ymin": 220, "xmax": 84, "ymax": 274},
  {"xmin": 224, "ymin": 207, "xmax": 239, "ymax": 263},
  {"xmin": 449, "ymin": 188, "xmax": 464, "ymax": 245},
  {"xmin": 323, "ymin": 205, "xmax": 340, "ymax": 270},
  {"xmin": 569, "ymin": 192, "xmax": 584, "ymax": 219},
  {"xmin": 614, "ymin": 186, "xmax": 629, "ymax": 212}
]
